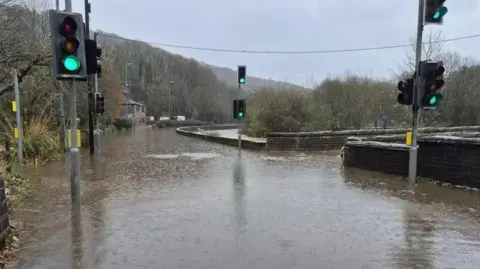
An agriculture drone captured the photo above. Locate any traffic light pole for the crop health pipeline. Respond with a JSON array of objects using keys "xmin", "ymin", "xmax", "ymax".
[
  {"xmin": 408, "ymin": 0, "xmax": 425, "ymax": 184},
  {"xmin": 85, "ymin": 0, "xmax": 95, "ymax": 156},
  {"xmin": 237, "ymin": 83, "xmax": 242, "ymax": 151},
  {"xmin": 64, "ymin": 0, "xmax": 81, "ymax": 204}
]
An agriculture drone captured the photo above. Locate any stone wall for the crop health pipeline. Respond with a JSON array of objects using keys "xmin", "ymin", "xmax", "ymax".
[
  {"xmin": 343, "ymin": 136, "xmax": 480, "ymax": 189},
  {"xmin": 176, "ymin": 125, "xmax": 266, "ymax": 150},
  {"xmin": 0, "ymin": 177, "xmax": 9, "ymax": 249},
  {"xmin": 266, "ymin": 126, "xmax": 480, "ymax": 151}
]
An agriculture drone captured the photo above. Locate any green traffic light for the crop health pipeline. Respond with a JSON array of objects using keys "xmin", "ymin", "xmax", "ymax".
[
  {"xmin": 429, "ymin": 96, "xmax": 437, "ymax": 105},
  {"xmin": 239, "ymin": 78, "xmax": 246, "ymax": 84},
  {"xmin": 238, "ymin": 112, "xmax": 244, "ymax": 117},
  {"xmin": 63, "ymin": 56, "xmax": 80, "ymax": 71},
  {"xmin": 433, "ymin": 6, "xmax": 448, "ymax": 19}
]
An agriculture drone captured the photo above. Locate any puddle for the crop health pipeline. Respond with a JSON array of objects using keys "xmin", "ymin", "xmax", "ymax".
[
  {"xmin": 181, "ymin": 152, "xmax": 221, "ymax": 160},
  {"xmin": 145, "ymin": 153, "xmax": 221, "ymax": 160}
]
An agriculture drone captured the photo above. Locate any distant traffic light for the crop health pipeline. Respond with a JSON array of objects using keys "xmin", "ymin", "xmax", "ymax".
[
  {"xmin": 397, "ymin": 78, "xmax": 414, "ymax": 105},
  {"xmin": 420, "ymin": 60, "xmax": 445, "ymax": 108},
  {"xmin": 48, "ymin": 10, "xmax": 87, "ymax": 80},
  {"xmin": 233, "ymin": 99, "xmax": 246, "ymax": 119},
  {"xmin": 95, "ymin": 92, "xmax": 105, "ymax": 115},
  {"xmin": 424, "ymin": 0, "xmax": 448, "ymax": 25},
  {"xmin": 85, "ymin": 39, "xmax": 102, "ymax": 77},
  {"xmin": 238, "ymin": 65, "xmax": 246, "ymax": 85}
]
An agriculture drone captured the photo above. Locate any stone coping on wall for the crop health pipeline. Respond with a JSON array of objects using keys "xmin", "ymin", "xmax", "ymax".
[
  {"xmin": 345, "ymin": 135, "xmax": 480, "ymax": 147},
  {"xmin": 344, "ymin": 140, "xmax": 409, "ymax": 150},
  {"xmin": 345, "ymin": 131, "xmax": 480, "ymax": 143},
  {"xmin": 267, "ymin": 125, "xmax": 480, "ymax": 137},
  {"xmin": 176, "ymin": 125, "xmax": 266, "ymax": 150}
]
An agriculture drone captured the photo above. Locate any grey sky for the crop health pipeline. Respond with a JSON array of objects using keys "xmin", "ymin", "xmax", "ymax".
[{"xmin": 69, "ymin": 0, "xmax": 479, "ymax": 87}]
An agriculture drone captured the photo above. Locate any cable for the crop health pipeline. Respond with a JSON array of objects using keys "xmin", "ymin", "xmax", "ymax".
[{"xmin": 96, "ymin": 32, "xmax": 480, "ymax": 54}]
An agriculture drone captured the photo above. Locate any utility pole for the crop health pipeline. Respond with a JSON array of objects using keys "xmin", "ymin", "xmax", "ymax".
[
  {"xmin": 13, "ymin": 70, "xmax": 23, "ymax": 165},
  {"xmin": 168, "ymin": 84, "xmax": 171, "ymax": 119},
  {"xmin": 124, "ymin": 63, "xmax": 130, "ymax": 116},
  {"xmin": 408, "ymin": 0, "xmax": 424, "ymax": 184}
]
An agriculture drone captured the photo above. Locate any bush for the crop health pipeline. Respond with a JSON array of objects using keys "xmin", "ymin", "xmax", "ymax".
[
  {"xmin": 244, "ymin": 75, "xmax": 407, "ymax": 137},
  {"xmin": 112, "ymin": 118, "xmax": 132, "ymax": 130}
]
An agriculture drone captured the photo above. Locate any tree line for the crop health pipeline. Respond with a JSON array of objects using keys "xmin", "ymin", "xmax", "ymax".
[{"xmin": 243, "ymin": 32, "xmax": 480, "ymax": 137}]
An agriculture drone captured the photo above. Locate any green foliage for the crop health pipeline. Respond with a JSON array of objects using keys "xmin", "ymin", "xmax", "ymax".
[{"xmin": 112, "ymin": 118, "xmax": 133, "ymax": 131}]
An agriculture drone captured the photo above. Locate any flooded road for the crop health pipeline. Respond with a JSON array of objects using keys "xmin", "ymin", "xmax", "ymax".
[{"xmin": 13, "ymin": 128, "xmax": 480, "ymax": 269}]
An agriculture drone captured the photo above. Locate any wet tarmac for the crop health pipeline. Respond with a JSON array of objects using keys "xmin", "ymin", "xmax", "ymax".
[{"xmin": 12, "ymin": 128, "xmax": 480, "ymax": 269}]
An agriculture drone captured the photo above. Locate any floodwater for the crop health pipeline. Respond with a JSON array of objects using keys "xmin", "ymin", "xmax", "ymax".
[{"xmin": 12, "ymin": 128, "xmax": 480, "ymax": 269}]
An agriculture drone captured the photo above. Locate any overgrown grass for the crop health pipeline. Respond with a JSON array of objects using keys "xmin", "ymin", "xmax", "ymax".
[{"xmin": 0, "ymin": 109, "xmax": 62, "ymax": 164}]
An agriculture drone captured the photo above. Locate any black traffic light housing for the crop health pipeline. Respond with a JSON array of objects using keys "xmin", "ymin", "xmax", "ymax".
[
  {"xmin": 48, "ymin": 9, "xmax": 87, "ymax": 80},
  {"xmin": 397, "ymin": 78, "xmax": 414, "ymax": 105},
  {"xmin": 95, "ymin": 92, "xmax": 105, "ymax": 115},
  {"xmin": 233, "ymin": 99, "xmax": 246, "ymax": 119},
  {"xmin": 85, "ymin": 39, "xmax": 102, "ymax": 77},
  {"xmin": 420, "ymin": 60, "xmax": 445, "ymax": 108},
  {"xmin": 238, "ymin": 65, "xmax": 246, "ymax": 85},
  {"xmin": 423, "ymin": 0, "xmax": 448, "ymax": 25}
]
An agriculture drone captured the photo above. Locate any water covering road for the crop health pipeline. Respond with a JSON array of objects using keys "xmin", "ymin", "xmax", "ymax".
[{"xmin": 13, "ymin": 128, "xmax": 480, "ymax": 269}]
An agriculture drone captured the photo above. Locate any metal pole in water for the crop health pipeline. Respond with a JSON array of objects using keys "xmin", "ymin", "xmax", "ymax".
[
  {"xmin": 237, "ymin": 83, "xmax": 242, "ymax": 151},
  {"xmin": 69, "ymin": 80, "xmax": 81, "ymax": 204},
  {"xmin": 408, "ymin": 0, "xmax": 424, "ymax": 185}
]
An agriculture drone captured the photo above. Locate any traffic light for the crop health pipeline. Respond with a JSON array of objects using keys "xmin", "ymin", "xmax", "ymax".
[
  {"xmin": 423, "ymin": 0, "xmax": 448, "ymax": 25},
  {"xmin": 420, "ymin": 60, "xmax": 445, "ymax": 108},
  {"xmin": 238, "ymin": 65, "xmax": 246, "ymax": 85},
  {"xmin": 95, "ymin": 92, "xmax": 105, "ymax": 115},
  {"xmin": 48, "ymin": 10, "xmax": 87, "ymax": 80},
  {"xmin": 85, "ymin": 39, "xmax": 102, "ymax": 77},
  {"xmin": 397, "ymin": 78, "xmax": 414, "ymax": 105},
  {"xmin": 233, "ymin": 99, "xmax": 246, "ymax": 119}
]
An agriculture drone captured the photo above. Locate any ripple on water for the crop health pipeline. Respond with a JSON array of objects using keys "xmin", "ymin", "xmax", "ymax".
[{"xmin": 144, "ymin": 152, "xmax": 221, "ymax": 160}]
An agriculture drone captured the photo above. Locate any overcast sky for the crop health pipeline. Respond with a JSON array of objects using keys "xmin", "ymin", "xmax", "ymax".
[{"xmin": 67, "ymin": 0, "xmax": 480, "ymax": 87}]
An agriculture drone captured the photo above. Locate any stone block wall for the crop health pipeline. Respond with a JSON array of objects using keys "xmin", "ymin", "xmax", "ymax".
[
  {"xmin": 267, "ymin": 126, "xmax": 480, "ymax": 151},
  {"xmin": 343, "ymin": 136, "xmax": 480, "ymax": 189}
]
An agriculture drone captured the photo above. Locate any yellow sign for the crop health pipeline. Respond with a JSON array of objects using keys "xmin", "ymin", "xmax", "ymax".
[
  {"xmin": 67, "ymin": 129, "xmax": 82, "ymax": 148},
  {"xmin": 406, "ymin": 131, "xmax": 412, "ymax": 146},
  {"xmin": 13, "ymin": 127, "xmax": 18, "ymax": 139},
  {"xmin": 11, "ymin": 101, "xmax": 17, "ymax": 112}
]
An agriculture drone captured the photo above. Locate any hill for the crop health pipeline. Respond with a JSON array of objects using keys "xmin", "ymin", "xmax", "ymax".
[
  {"xmin": 96, "ymin": 31, "xmax": 305, "ymax": 92},
  {"xmin": 201, "ymin": 63, "xmax": 306, "ymax": 91}
]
